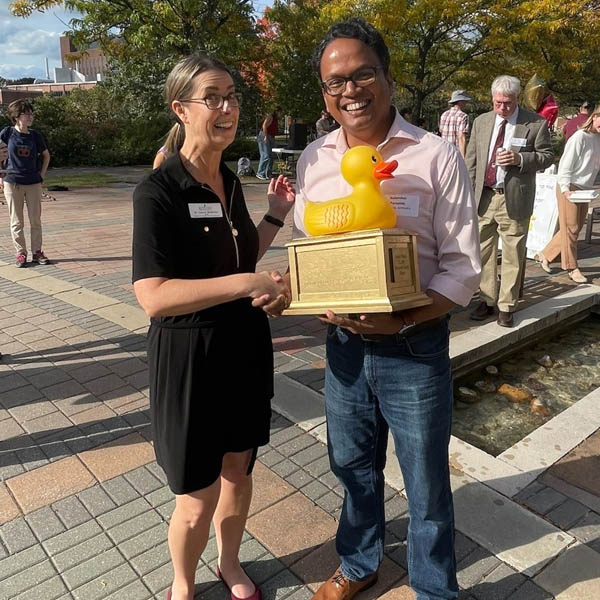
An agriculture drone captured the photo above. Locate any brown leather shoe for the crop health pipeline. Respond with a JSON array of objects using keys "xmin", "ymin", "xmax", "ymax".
[
  {"xmin": 469, "ymin": 301, "xmax": 494, "ymax": 321},
  {"xmin": 312, "ymin": 567, "xmax": 377, "ymax": 600},
  {"xmin": 497, "ymin": 310, "xmax": 514, "ymax": 327}
]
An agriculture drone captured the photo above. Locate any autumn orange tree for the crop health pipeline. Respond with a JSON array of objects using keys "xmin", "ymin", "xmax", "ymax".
[{"xmin": 264, "ymin": 0, "xmax": 599, "ymax": 121}]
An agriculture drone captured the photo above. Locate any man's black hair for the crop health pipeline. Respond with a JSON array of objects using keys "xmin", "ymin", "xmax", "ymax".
[{"xmin": 312, "ymin": 18, "xmax": 390, "ymax": 79}]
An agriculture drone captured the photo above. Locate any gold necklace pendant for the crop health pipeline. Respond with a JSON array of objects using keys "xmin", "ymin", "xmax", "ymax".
[{"xmin": 231, "ymin": 227, "xmax": 238, "ymax": 236}]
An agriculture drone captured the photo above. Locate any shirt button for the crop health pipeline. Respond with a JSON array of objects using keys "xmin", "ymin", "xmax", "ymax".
[{"xmin": 204, "ymin": 226, "xmax": 210, "ymax": 232}]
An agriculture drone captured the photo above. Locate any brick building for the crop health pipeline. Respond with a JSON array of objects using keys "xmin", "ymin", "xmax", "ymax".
[{"xmin": 59, "ymin": 36, "xmax": 108, "ymax": 82}]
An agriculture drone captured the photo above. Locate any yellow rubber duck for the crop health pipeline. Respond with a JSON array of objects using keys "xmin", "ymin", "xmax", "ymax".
[{"xmin": 304, "ymin": 145, "xmax": 398, "ymax": 236}]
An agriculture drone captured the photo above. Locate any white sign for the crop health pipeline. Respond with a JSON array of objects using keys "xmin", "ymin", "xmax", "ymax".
[
  {"xmin": 526, "ymin": 173, "xmax": 559, "ymax": 258},
  {"xmin": 389, "ymin": 194, "xmax": 419, "ymax": 218}
]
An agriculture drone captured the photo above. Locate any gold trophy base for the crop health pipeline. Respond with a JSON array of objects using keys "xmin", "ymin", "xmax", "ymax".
[{"xmin": 284, "ymin": 228, "xmax": 432, "ymax": 315}]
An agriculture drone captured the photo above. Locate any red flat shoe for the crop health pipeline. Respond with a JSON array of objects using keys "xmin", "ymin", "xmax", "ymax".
[{"xmin": 216, "ymin": 566, "xmax": 262, "ymax": 600}]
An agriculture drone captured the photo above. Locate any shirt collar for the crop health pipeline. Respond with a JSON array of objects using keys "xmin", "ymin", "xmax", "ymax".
[
  {"xmin": 330, "ymin": 108, "xmax": 420, "ymax": 154},
  {"xmin": 161, "ymin": 151, "xmax": 236, "ymax": 191},
  {"xmin": 496, "ymin": 105, "xmax": 519, "ymax": 126}
]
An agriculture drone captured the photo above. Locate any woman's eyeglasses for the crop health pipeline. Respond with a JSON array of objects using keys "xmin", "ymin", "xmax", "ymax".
[{"xmin": 183, "ymin": 93, "xmax": 242, "ymax": 110}]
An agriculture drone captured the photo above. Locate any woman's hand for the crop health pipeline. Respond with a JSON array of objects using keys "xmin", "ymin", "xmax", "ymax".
[
  {"xmin": 249, "ymin": 271, "xmax": 291, "ymax": 308},
  {"xmin": 252, "ymin": 272, "xmax": 292, "ymax": 317},
  {"xmin": 267, "ymin": 175, "xmax": 295, "ymax": 220}
]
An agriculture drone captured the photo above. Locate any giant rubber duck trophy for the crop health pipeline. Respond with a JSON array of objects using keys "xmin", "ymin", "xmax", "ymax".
[{"xmin": 284, "ymin": 146, "xmax": 432, "ymax": 314}]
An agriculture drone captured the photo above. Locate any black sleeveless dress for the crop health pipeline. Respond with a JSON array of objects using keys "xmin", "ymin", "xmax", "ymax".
[{"xmin": 132, "ymin": 154, "xmax": 273, "ymax": 495}]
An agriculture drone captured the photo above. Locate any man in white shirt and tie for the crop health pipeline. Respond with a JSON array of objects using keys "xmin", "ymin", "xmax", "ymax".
[{"xmin": 465, "ymin": 75, "xmax": 553, "ymax": 327}]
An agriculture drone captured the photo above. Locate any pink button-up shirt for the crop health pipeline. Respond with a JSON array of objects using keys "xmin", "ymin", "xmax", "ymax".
[{"xmin": 292, "ymin": 110, "xmax": 481, "ymax": 307}]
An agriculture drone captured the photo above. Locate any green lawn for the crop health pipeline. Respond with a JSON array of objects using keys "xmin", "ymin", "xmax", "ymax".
[{"xmin": 43, "ymin": 172, "xmax": 126, "ymax": 188}]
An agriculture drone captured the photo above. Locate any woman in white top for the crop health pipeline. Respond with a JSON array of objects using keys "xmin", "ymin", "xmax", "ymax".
[{"xmin": 538, "ymin": 107, "xmax": 600, "ymax": 283}]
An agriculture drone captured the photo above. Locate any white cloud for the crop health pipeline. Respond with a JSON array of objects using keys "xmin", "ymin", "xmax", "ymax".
[
  {"xmin": 3, "ymin": 29, "xmax": 61, "ymax": 57},
  {"xmin": 0, "ymin": 63, "xmax": 46, "ymax": 79}
]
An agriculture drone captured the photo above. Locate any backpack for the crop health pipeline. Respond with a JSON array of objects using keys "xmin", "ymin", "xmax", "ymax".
[{"xmin": 237, "ymin": 156, "xmax": 254, "ymax": 177}]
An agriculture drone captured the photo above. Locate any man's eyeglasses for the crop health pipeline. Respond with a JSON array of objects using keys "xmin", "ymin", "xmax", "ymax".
[
  {"xmin": 183, "ymin": 93, "xmax": 242, "ymax": 110},
  {"xmin": 321, "ymin": 66, "xmax": 384, "ymax": 96}
]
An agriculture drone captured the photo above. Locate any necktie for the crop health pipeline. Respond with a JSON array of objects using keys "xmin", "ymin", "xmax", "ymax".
[{"xmin": 484, "ymin": 119, "xmax": 507, "ymax": 187}]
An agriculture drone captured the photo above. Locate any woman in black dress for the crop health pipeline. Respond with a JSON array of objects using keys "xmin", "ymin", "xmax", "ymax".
[{"xmin": 132, "ymin": 55, "xmax": 294, "ymax": 600}]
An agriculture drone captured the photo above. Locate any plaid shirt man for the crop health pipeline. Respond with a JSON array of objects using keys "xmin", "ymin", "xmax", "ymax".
[{"xmin": 439, "ymin": 105, "xmax": 469, "ymax": 147}]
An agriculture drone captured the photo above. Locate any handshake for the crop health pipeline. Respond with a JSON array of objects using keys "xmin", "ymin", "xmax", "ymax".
[{"xmin": 248, "ymin": 271, "xmax": 291, "ymax": 317}]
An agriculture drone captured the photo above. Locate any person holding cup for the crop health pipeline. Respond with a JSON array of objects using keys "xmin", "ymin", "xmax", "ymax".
[{"xmin": 465, "ymin": 75, "xmax": 554, "ymax": 327}]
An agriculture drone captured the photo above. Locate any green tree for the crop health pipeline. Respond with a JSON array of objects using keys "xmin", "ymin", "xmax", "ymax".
[
  {"xmin": 257, "ymin": 1, "xmax": 331, "ymax": 123},
  {"xmin": 10, "ymin": 0, "xmax": 259, "ymax": 66},
  {"xmin": 11, "ymin": 1, "xmax": 267, "ymax": 141}
]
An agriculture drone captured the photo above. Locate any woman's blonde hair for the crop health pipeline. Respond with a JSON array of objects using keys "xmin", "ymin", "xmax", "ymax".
[
  {"xmin": 580, "ymin": 106, "xmax": 600, "ymax": 133},
  {"xmin": 162, "ymin": 54, "xmax": 233, "ymax": 155}
]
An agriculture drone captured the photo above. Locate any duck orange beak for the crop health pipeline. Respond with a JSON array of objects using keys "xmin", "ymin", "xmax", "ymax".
[{"xmin": 373, "ymin": 159, "xmax": 398, "ymax": 180}]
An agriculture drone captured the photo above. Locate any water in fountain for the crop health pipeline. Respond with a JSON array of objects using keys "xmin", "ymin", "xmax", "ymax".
[{"xmin": 452, "ymin": 314, "xmax": 600, "ymax": 456}]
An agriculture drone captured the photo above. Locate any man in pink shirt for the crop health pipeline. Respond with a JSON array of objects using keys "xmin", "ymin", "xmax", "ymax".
[{"xmin": 291, "ymin": 18, "xmax": 481, "ymax": 600}]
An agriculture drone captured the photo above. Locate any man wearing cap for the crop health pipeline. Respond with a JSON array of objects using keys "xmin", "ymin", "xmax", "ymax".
[
  {"xmin": 563, "ymin": 101, "xmax": 592, "ymax": 141},
  {"xmin": 439, "ymin": 90, "xmax": 472, "ymax": 157}
]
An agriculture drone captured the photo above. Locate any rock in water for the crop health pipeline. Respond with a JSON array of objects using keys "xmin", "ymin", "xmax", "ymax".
[
  {"xmin": 497, "ymin": 383, "xmax": 533, "ymax": 403},
  {"xmin": 536, "ymin": 355, "xmax": 553, "ymax": 368},
  {"xmin": 457, "ymin": 387, "xmax": 479, "ymax": 404},
  {"xmin": 474, "ymin": 380, "xmax": 497, "ymax": 393},
  {"xmin": 526, "ymin": 377, "xmax": 547, "ymax": 391},
  {"xmin": 475, "ymin": 424, "xmax": 490, "ymax": 436},
  {"xmin": 485, "ymin": 365, "xmax": 499, "ymax": 375},
  {"xmin": 530, "ymin": 397, "xmax": 551, "ymax": 417},
  {"xmin": 454, "ymin": 400, "xmax": 470, "ymax": 411}
]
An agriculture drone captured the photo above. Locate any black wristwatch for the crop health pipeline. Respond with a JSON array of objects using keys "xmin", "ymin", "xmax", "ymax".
[{"xmin": 263, "ymin": 214, "xmax": 284, "ymax": 227}]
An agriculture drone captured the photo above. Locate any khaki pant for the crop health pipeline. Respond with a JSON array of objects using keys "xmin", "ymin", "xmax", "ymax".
[
  {"xmin": 3, "ymin": 182, "xmax": 43, "ymax": 256},
  {"xmin": 478, "ymin": 188, "xmax": 530, "ymax": 313},
  {"xmin": 541, "ymin": 185, "xmax": 587, "ymax": 270}
]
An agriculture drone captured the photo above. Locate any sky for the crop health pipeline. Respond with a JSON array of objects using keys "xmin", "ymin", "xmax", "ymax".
[
  {"xmin": 0, "ymin": 0, "xmax": 80, "ymax": 80},
  {"xmin": 0, "ymin": 0, "xmax": 273, "ymax": 81}
]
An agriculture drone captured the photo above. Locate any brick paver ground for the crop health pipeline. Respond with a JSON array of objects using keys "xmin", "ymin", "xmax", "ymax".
[{"xmin": 0, "ymin": 169, "xmax": 599, "ymax": 599}]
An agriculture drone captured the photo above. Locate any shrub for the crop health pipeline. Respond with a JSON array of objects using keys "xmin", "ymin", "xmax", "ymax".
[
  {"xmin": 2, "ymin": 87, "xmax": 260, "ymax": 166},
  {"xmin": 223, "ymin": 136, "xmax": 259, "ymax": 161}
]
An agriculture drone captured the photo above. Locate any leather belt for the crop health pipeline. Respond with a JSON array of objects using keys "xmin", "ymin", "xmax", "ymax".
[
  {"xmin": 484, "ymin": 185, "xmax": 504, "ymax": 195},
  {"xmin": 359, "ymin": 315, "xmax": 447, "ymax": 342}
]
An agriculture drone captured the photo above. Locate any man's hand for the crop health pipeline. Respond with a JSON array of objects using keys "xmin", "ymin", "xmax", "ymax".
[
  {"xmin": 318, "ymin": 290, "xmax": 456, "ymax": 335},
  {"xmin": 318, "ymin": 311, "xmax": 405, "ymax": 335},
  {"xmin": 252, "ymin": 271, "xmax": 291, "ymax": 317},
  {"xmin": 496, "ymin": 149, "xmax": 520, "ymax": 167}
]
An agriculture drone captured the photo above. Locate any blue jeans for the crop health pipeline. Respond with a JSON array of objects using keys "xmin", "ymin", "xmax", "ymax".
[
  {"xmin": 325, "ymin": 318, "xmax": 458, "ymax": 600},
  {"xmin": 257, "ymin": 132, "xmax": 274, "ymax": 178}
]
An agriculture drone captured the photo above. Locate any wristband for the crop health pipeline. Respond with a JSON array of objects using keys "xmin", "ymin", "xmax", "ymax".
[{"xmin": 264, "ymin": 214, "xmax": 284, "ymax": 228}]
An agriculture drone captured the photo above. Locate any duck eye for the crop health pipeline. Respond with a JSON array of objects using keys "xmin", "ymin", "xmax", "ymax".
[{"xmin": 371, "ymin": 156, "xmax": 377, "ymax": 163}]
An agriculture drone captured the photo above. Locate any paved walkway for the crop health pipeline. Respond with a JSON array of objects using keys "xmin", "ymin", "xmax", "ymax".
[{"xmin": 0, "ymin": 173, "xmax": 599, "ymax": 599}]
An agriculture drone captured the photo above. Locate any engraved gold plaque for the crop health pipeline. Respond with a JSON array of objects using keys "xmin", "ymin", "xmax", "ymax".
[{"xmin": 284, "ymin": 228, "xmax": 432, "ymax": 315}]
